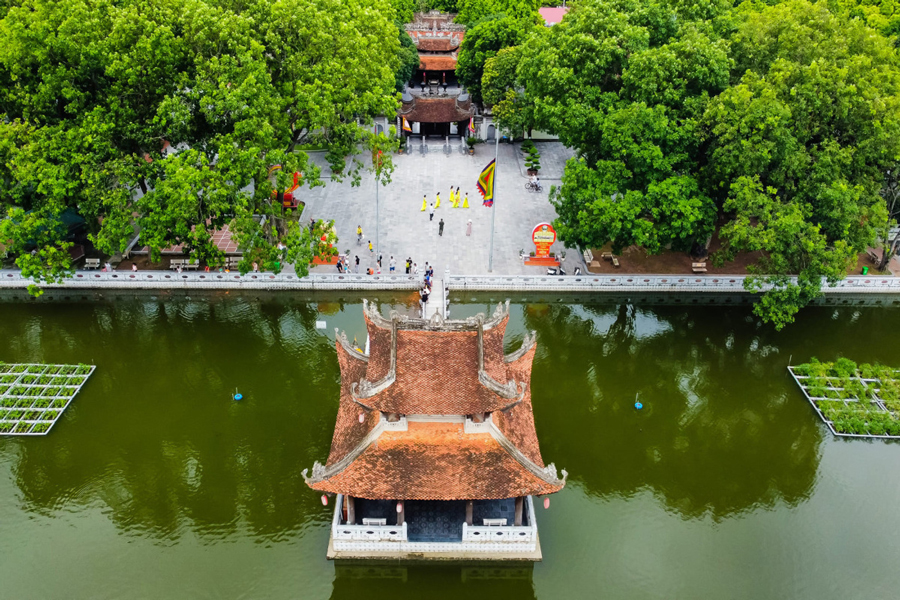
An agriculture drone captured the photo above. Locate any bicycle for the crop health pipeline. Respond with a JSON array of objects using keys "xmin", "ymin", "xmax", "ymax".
[{"xmin": 525, "ymin": 181, "xmax": 543, "ymax": 193}]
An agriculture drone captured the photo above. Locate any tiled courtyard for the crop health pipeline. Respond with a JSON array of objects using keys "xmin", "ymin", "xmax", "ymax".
[{"xmin": 302, "ymin": 141, "xmax": 576, "ymax": 276}]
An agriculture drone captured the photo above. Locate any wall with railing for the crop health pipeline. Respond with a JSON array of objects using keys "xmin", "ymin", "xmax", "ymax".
[
  {"xmin": 2, "ymin": 269, "xmax": 900, "ymax": 294},
  {"xmin": 329, "ymin": 493, "xmax": 539, "ymax": 554}
]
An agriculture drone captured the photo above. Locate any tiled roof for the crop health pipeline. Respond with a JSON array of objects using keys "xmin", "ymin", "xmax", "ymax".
[
  {"xmin": 399, "ymin": 97, "xmax": 474, "ymax": 124},
  {"xmin": 362, "ymin": 329, "xmax": 516, "ymax": 414},
  {"xmin": 308, "ymin": 422, "xmax": 565, "ymax": 500},
  {"xmin": 493, "ymin": 342, "xmax": 544, "ymax": 467},
  {"xmin": 307, "ymin": 303, "xmax": 567, "ymax": 500},
  {"xmin": 364, "ymin": 311, "xmax": 392, "ymax": 381},
  {"xmin": 326, "ymin": 341, "xmax": 380, "ymax": 466},
  {"xmin": 416, "ymin": 37, "xmax": 460, "ymax": 52},
  {"xmin": 419, "ymin": 55, "xmax": 458, "ymax": 71}
]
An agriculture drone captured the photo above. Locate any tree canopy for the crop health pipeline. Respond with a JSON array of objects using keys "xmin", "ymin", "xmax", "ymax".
[
  {"xmin": 456, "ymin": 13, "xmax": 537, "ymax": 104},
  {"xmin": 0, "ymin": 0, "xmax": 401, "ymax": 291},
  {"xmin": 490, "ymin": 0, "xmax": 900, "ymax": 328}
]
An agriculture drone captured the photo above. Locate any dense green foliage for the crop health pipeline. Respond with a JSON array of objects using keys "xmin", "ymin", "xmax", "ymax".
[
  {"xmin": 455, "ymin": 0, "xmax": 540, "ymax": 24},
  {"xmin": 456, "ymin": 14, "xmax": 537, "ymax": 103},
  {"xmin": 489, "ymin": 0, "xmax": 900, "ymax": 328},
  {"xmin": 395, "ymin": 24, "xmax": 421, "ymax": 92},
  {"xmin": 0, "ymin": 0, "xmax": 401, "ymax": 292},
  {"xmin": 512, "ymin": 0, "xmax": 729, "ymax": 255}
]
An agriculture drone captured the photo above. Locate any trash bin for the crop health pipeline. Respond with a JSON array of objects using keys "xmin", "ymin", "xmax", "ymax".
[{"xmin": 862, "ymin": 266, "xmax": 869, "ymax": 275}]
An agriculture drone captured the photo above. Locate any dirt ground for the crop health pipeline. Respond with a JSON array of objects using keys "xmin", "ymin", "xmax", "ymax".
[{"xmin": 587, "ymin": 230, "xmax": 897, "ymax": 276}]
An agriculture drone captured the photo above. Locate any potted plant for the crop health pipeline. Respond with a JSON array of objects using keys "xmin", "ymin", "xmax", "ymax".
[
  {"xmin": 466, "ymin": 136, "xmax": 478, "ymax": 155},
  {"xmin": 524, "ymin": 144, "xmax": 541, "ymax": 176}
]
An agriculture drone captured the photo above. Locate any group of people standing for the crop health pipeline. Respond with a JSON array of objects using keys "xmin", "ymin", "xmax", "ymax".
[{"xmin": 423, "ymin": 186, "xmax": 470, "ymax": 220}]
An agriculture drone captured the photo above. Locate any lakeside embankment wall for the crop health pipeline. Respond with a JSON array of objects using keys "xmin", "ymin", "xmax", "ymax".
[{"xmin": 2, "ymin": 270, "xmax": 900, "ymax": 294}]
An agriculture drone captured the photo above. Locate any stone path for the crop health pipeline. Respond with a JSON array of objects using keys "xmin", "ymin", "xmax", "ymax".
[
  {"xmin": 422, "ymin": 277, "xmax": 445, "ymax": 319},
  {"xmin": 302, "ymin": 141, "xmax": 576, "ymax": 276}
]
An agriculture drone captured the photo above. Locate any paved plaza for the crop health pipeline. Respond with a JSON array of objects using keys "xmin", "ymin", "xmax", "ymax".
[{"xmin": 302, "ymin": 141, "xmax": 576, "ymax": 276}]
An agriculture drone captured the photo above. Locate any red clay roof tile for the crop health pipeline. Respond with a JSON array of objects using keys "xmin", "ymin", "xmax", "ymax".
[{"xmin": 309, "ymin": 422, "xmax": 563, "ymax": 500}]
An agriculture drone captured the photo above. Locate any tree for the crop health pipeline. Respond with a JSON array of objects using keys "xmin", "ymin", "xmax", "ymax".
[
  {"xmin": 707, "ymin": 0, "xmax": 900, "ymax": 327},
  {"xmin": 456, "ymin": 13, "xmax": 536, "ymax": 104},
  {"xmin": 394, "ymin": 23, "xmax": 420, "ymax": 92},
  {"xmin": 0, "ymin": 0, "xmax": 401, "ymax": 291},
  {"xmin": 511, "ymin": 0, "xmax": 730, "ymax": 254},
  {"xmin": 455, "ymin": 0, "xmax": 540, "ymax": 25}
]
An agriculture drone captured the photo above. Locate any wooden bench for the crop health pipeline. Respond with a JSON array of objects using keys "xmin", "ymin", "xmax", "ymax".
[
  {"xmin": 170, "ymin": 258, "xmax": 186, "ymax": 270},
  {"xmin": 612, "ymin": 257, "xmax": 620, "ymax": 268},
  {"xmin": 583, "ymin": 249, "xmax": 593, "ymax": 263},
  {"xmin": 482, "ymin": 518, "xmax": 508, "ymax": 526},
  {"xmin": 362, "ymin": 518, "xmax": 387, "ymax": 526},
  {"xmin": 601, "ymin": 252, "xmax": 614, "ymax": 261},
  {"xmin": 183, "ymin": 261, "xmax": 199, "ymax": 270},
  {"xmin": 867, "ymin": 250, "xmax": 880, "ymax": 264},
  {"xmin": 83, "ymin": 258, "xmax": 100, "ymax": 270},
  {"xmin": 226, "ymin": 257, "xmax": 241, "ymax": 269},
  {"xmin": 692, "ymin": 262, "xmax": 708, "ymax": 273}
]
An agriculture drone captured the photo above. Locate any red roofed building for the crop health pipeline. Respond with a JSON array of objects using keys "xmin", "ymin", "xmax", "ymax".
[
  {"xmin": 305, "ymin": 300, "xmax": 567, "ymax": 560},
  {"xmin": 399, "ymin": 12, "xmax": 474, "ymax": 137}
]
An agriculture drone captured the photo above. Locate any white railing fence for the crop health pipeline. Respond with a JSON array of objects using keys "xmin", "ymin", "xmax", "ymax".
[{"xmin": 2, "ymin": 269, "xmax": 899, "ymax": 294}]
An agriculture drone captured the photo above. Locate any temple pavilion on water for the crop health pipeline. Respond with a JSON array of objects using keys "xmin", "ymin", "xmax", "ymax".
[{"xmin": 304, "ymin": 300, "xmax": 567, "ymax": 560}]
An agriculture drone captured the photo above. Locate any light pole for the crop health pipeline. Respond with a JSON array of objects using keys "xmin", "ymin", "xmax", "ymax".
[{"xmin": 488, "ymin": 128, "xmax": 500, "ymax": 272}]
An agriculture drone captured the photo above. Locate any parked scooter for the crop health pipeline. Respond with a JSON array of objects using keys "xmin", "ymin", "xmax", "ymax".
[{"xmin": 547, "ymin": 266, "xmax": 567, "ymax": 276}]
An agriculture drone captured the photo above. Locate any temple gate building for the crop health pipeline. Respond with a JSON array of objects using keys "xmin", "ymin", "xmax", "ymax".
[
  {"xmin": 399, "ymin": 12, "xmax": 475, "ymax": 138},
  {"xmin": 304, "ymin": 301, "xmax": 567, "ymax": 560}
]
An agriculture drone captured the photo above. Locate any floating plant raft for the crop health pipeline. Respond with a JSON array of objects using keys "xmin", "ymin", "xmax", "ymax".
[
  {"xmin": 0, "ymin": 363, "xmax": 95, "ymax": 435},
  {"xmin": 788, "ymin": 358, "xmax": 900, "ymax": 439}
]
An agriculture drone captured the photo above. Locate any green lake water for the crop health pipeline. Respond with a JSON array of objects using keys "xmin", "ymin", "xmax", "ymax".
[{"xmin": 0, "ymin": 291, "xmax": 898, "ymax": 599}]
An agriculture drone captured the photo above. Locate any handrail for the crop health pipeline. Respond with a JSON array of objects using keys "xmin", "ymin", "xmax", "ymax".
[{"xmin": 1, "ymin": 269, "xmax": 899, "ymax": 294}]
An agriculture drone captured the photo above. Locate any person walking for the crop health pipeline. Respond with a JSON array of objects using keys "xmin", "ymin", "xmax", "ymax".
[
  {"xmin": 336, "ymin": 260, "xmax": 343, "ymax": 273},
  {"xmin": 377, "ymin": 254, "xmax": 383, "ymax": 269},
  {"xmin": 429, "ymin": 203, "xmax": 435, "ymax": 221},
  {"xmin": 368, "ymin": 240, "xmax": 373, "ymax": 253},
  {"xmin": 355, "ymin": 255, "xmax": 360, "ymax": 273},
  {"xmin": 456, "ymin": 187, "xmax": 461, "ymax": 208},
  {"xmin": 435, "ymin": 192, "xmax": 441, "ymax": 209},
  {"xmin": 390, "ymin": 256, "xmax": 396, "ymax": 272},
  {"xmin": 413, "ymin": 262, "xmax": 419, "ymax": 275},
  {"xmin": 405, "ymin": 258, "xmax": 411, "ymax": 274},
  {"xmin": 439, "ymin": 218, "xmax": 445, "ymax": 236},
  {"xmin": 466, "ymin": 219, "xmax": 473, "ymax": 236},
  {"xmin": 356, "ymin": 225, "xmax": 363, "ymax": 244},
  {"xmin": 450, "ymin": 186, "xmax": 456, "ymax": 208},
  {"xmin": 421, "ymin": 194, "xmax": 427, "ymax": 211},
  {"xmin": 462, "ymin": 192, "xmax": 470, "ymax": 208}
]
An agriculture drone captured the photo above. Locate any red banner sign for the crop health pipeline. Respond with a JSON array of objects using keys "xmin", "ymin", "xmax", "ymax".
[{"xmin": 532, "ymin": 223, "xmax": 556, "ymax": 258}]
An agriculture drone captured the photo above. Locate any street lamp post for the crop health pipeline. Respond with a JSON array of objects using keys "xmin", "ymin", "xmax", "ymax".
[{"xmin": 488, "ymin": 129, "xmax": 500, "ymax": 272}]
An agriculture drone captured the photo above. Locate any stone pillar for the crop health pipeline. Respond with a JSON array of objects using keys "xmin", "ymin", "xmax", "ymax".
[
  {"xmin": 466, "ymin": 500, "xmax": 474, "ymax": 526},
  {"xmin": 346, "ymin": 495, "xmax": 356, "ymax": 525},
  {"xmin": 514, "ymin": 497, "xmax": 524, "ymax": 526},
  {"xmin": 397, "ymin": 500, "xmax": 405, "ymax": 526}
]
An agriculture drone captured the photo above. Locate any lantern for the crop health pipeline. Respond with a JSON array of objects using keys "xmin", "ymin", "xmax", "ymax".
[
  {"xmin": 321, "ymin": 495, "xmax": 328, "ymax": 506},
  {"xmin": 396, "ymin": 502, "xmax": 402, "ymax": 513},
  {"xmin": 358, "ymin": 412, "xmax": 365, "ymax": 424},
  {"xmin": 543, "ymin": 497, "xmax": 550, "ymax": 509}
]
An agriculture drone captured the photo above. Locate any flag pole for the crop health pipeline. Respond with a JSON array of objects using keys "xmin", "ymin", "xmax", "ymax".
[{"xmin": 488, "ymin": 129, "xmax": 499, "ymax": 272}]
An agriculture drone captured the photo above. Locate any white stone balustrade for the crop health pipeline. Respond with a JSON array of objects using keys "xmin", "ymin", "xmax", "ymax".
[{"xmin": 2, "ymin": 269, "xmax": 899, "ymax": 294}]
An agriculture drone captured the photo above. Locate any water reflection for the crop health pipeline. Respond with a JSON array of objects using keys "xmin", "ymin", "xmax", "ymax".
[
  {"xmin": 330, "ymin": 564, "xmax": 535, "ymax": 600},
  {"xmin": 0, "ymin": 293, "xmax": 852, "ymax": 540},
  {"xmin": 526, "ymin": 302, "xmax": 823, "ymax": 520}
]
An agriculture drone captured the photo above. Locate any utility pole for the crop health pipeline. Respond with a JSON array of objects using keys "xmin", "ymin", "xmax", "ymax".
[{"xmin": 488, "ymin": 128, "xmax": 499, "ymax": 272}]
